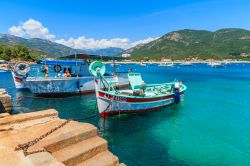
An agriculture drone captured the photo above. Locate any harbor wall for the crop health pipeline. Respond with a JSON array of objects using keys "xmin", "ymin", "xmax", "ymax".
[{"xmin": 0, "ymin": 89, "xmax": 12, "ymax": 114}]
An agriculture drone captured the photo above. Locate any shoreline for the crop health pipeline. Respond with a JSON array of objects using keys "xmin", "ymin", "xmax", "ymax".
[{"xmin": 104, "ymin": 60, "xmax": 250, "ymax": 64}]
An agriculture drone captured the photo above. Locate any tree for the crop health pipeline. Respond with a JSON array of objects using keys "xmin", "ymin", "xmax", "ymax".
[{"xmin": 1, "ymin": 47, "xmax": 11, "ymax": 61}]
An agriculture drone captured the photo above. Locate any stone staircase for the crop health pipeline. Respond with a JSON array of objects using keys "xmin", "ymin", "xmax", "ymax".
[{"xmin": 0, "ymin": 109, "xmax": 120, "ymax": 166}]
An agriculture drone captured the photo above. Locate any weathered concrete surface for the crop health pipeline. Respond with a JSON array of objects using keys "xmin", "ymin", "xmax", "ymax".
[
  {"xmin": 0, "ymin": 109, "xmax": 121, "ymax": 166},
  {"xmin": 20, "ymin": 152, "xmax": 64, "ymax": 166},
  {"xmin": 0, "ymin": 112, "xmax": 10, "ymax": 118},
  {"xmin": 0, "ymin": 88, "xmax": 12, "ymax": 114}
]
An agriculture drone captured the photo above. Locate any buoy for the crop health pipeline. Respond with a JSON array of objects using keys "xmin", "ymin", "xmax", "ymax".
[{"xmin": 53, "ymin": 64, "xmax": 62, "ymax": 73}]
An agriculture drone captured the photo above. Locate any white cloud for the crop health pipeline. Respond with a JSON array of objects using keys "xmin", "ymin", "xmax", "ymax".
[
  {"xmin": 55, "ymin": 36, "xmax": 131, "ymax": 49},
  {"xmin": 55, "ymin": 36, "xmax": 158, "ymax": 50},
  {"xmin": 8, "ymin": 19, "xmax": 158, "ymax": 49},
  {"xmin": 8, "ymin": 26, "xmax": 25, "ymax": 37},
  {"xmin": 8, "ymin": 19, "xmax": 55, "ymax": 40},
  {"xmin": 131, "ymin": 37, "xmax": 159, "ymax": 47}
]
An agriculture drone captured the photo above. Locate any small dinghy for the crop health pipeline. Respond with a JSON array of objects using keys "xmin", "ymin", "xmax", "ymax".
[{"xmin": 89, "ymin": 61, "xmax": 187, "ymax": 118}]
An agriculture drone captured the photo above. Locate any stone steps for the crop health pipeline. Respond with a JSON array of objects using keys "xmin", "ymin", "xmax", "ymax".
[
  {"xmin": 28, "ymin": 121, "xmax": 97, "ymax": 153},
  {"xmin": 0, "ymin": 109, "xmax": 58, "ymax": 126},
  {"xmin": 0, "ymin": 108, "xmax": 121, "ymax": 166},
  {"xmin": 0, "ymin": 113, "xmax": 10, "ymax": 118},
  {"xmin": 52, "ymin": 136, "xmax": 108, "ymax": 166},
  {"xmin": 76, "ymin": 151, "xmax": 119, "ymax": 166},
  {"xmin": 0, "ymin": 118, "xmax": 64, "ymax": 148}
]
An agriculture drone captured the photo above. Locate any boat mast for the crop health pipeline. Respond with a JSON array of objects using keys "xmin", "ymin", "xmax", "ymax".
[
  {"xmin": 112, "ymin": 55, "xmax": 116, "ymax": 76},
  {"xmin": 75, "ymin": 52, "xmax": 78, "ymax": 77}
]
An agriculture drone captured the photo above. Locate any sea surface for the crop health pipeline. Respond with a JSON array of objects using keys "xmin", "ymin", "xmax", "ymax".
[{"xmin": 0, "ymin": 63, "xmax": 250, "ymax": 166}]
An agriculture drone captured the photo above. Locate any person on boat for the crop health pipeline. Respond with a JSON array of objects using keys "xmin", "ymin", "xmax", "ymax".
[
  {"xmin": 64, "ymin": 69, "xmax": 71, "ymax": 77},
  {"xmin": 43, "ymin": 66, "xmax": 49, "ymax": 77}
]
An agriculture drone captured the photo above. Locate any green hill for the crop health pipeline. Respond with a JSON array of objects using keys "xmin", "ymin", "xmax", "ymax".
[
  {"xmin": 0, "ymin": 34, "xmax": 124, "ymax": 61},
  {"xmin": 124, "ymin": 28, "xmax": 250, "ymax": 60},
  {"xmin": 0, "ymin": 33, "xmax": 77, "ymax": 58}
]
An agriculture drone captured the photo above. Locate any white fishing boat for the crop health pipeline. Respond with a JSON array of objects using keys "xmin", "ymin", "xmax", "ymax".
[
  {"xmin": 0, "ymin": 60, "xmax": 9, "ymax": 72},
  {"xmin": 158, "ymin": 62, "xmax": 174, "ymax": 67},
  {"xmin": 140, "ymin": 62, "xmax": 147, "ymax": 67},
  {"xmin": 89, "ymin": 61, "xmax": 187, "ymax": 117},
  {"xmin": 180, "ymin": 62, "xmax": 193, "ymax": 66},
  {"xmin": 11, "ymin": 58, "xmax": 129, "ymax": 96},
  {"xmin": 207, "ymin": 62, "xmax": 223, "ymax": 68}
]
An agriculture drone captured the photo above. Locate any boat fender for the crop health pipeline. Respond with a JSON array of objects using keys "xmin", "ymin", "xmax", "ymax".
[
  {"xmin": 54, "ymin": 64, "xmax": 62, "ymax": 73},
  {"xmin": 174, "ymin": 82, "xmax": 180, "ymax": 104},
  {"xmin": 174, "ymin": 88, "xmax": 180, "ymax": 104},
  {"xmin": 77, "ymin": 79, "xmax": 80, "ymax": 90}
]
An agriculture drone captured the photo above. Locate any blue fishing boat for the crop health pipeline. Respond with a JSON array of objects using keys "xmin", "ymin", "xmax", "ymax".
[{"xmin": 11, "ymin": 59, "xmax": 129, "ymax": 96}]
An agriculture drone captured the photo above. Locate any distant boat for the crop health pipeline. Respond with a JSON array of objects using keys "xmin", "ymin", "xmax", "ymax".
[
  {"xmin": 0, "ymin": 69, "xmax": 7, "ymax": 72},
  {"xmin": 0, "ymin": 67, "xmax": 8, "ymax": 72},
  {"xmin": 140, "ymin": 62, "xmax": 147, "ymax": 67},
  {"xmin": 207, "ymin": 62, "xmax": 223, "ymax": 68},
  {"xmin": 158, "ymin": 62, "xmax": 174, "ymax": 67},
  {"xmin": 0, "ymin": 60, "xmax": 9, "ymax": 72},
  {"xmin": 180, "ymin": 62, "xmax": 193, "ymax": 66}
]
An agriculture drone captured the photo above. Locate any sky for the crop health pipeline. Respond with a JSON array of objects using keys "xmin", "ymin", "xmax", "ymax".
[{"xmin": 1, "ymin": 0, "xmax": 250, "ymax": 49}]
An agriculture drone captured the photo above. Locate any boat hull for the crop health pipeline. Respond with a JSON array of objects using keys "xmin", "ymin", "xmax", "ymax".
[
  {"xmin": 11, "ymin": 72, "xmax": 28, "ymax": 90},
  {"xmin": 11, "ymin": 72, "xmax": 129, "ymax": 96},
  {"xmin": 96, "ymin": 91, "xmax": 184, "ymax": 117}
]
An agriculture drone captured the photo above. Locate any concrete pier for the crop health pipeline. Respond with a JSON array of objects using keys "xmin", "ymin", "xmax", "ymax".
[
  {"xmin": 0, "ymin": 89, "xmax": 12, "ymax": 114},
  {"xmin": 0, "ymin": 109, "xmax": 122, "ymax": 166}
]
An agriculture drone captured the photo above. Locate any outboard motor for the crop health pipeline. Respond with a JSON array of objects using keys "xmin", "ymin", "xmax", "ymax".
[{"xmin": 173, "ymin": 82, "xmax": 180, "ymax": 104}]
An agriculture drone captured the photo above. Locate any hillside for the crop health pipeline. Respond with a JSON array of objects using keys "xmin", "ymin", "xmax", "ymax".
[
  {"xmin": 124, "ymin": 28, "xmax": 250, "ymax": 60},
  {"xmin": 0, "ymin": 34, "xmax": 124, "ymax": 59},
  {"xmin": 0, "ymin": 34, "xmax": 77, "ymax": 58}
]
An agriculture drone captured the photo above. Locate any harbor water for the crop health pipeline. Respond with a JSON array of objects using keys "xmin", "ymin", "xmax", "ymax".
[{"xmin": 0, "ymin": 63, "xmax": 250, "ymax": 166}]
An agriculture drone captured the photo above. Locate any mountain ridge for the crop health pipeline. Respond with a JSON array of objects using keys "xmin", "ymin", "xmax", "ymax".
[
  {"xmin": 0, "ymin": 33, "xmax": 124, "ymax": 58},
  {"xmin": 123, "ymin": 28, "xmax": 250, "ymax": 60}
]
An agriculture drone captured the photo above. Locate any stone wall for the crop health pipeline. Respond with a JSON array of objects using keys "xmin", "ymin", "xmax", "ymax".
[{"xmin": 0, "ymin": 89, "xmax": 12, "ymax": 114}]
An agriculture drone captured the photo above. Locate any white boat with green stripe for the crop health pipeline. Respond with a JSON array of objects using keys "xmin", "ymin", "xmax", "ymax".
[{"xmin": 89, "ymin": 61, "xmax": 187, "ymax": 118}]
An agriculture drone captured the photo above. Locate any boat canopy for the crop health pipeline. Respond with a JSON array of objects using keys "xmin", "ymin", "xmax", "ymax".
[{"xmin": 36, "ymin": 59, "xmax": 86, "ymax": 65}]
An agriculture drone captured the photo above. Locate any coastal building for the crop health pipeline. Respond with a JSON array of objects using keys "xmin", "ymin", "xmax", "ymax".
[{"xmin": 121, "ymin": 53, "xmax": 131, "ymax": 58}]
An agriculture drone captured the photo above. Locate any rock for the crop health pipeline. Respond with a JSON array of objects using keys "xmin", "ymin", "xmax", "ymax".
[
  {"xmin": 0, "ymin": 89, "xmax": 7, "ymax": 95},
  {"xmin": 0, "ymin": 89, "xmax": 12, "ymax": 114}
]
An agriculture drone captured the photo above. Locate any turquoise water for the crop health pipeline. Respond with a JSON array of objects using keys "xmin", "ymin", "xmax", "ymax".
[{"xmin": 1, "ymin": 63, "xmax": 250, "ymax": 166}]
